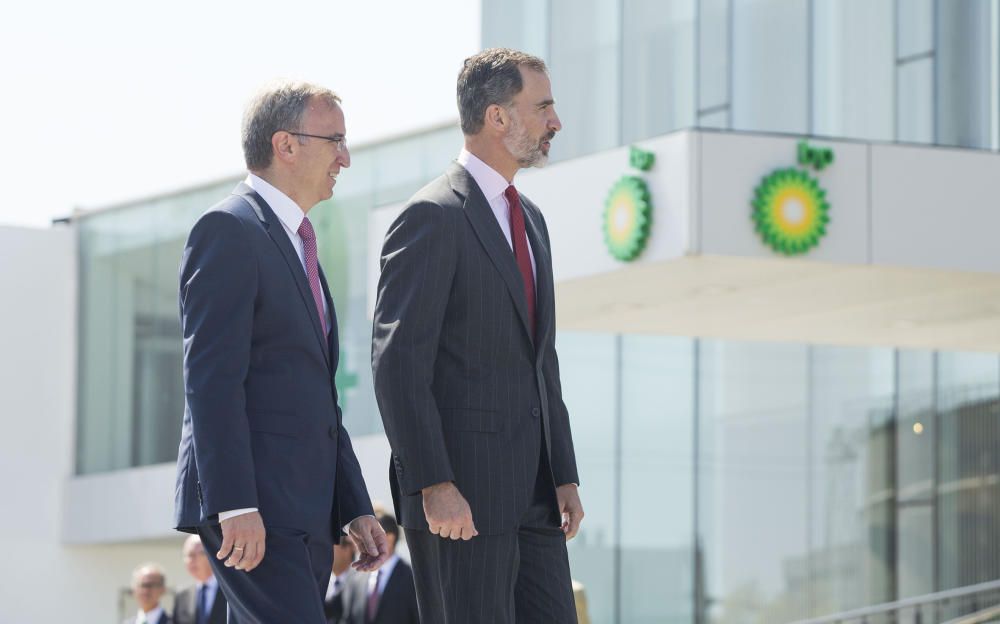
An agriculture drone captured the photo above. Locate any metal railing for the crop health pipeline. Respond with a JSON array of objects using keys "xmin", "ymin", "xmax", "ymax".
[{"xmin": 789, "ymin": 579, "xmax": 1000, "ymax": 624}]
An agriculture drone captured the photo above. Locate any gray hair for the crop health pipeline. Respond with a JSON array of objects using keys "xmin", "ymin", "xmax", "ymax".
[
  {"xmin": 242, "ymin": 80, "xmax": 341, "ymax": 171},
  {"xmin": 457, "ymin": 48, "xmax": 548, "ymax": 136},
  {"xmin": 131, "ymin": 562, "xmax": 166, "ymax": 586}
]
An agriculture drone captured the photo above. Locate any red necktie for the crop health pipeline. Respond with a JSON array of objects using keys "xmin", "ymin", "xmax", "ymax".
[
  {"xmin": 504, "ymin": 185, "xmax": 535, "ymax": 336},
  {"xmin": 297, "ymin": 217, "xmax": 327, "ymax": 335}
]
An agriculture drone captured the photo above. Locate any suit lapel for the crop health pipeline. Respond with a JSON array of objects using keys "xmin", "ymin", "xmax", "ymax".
[
  {"xmin": 233, "ymin": 183, "xmax": 331, "ymax": 371},
  {"xmin": 522, "ymin": 198, "xmax": 553, "ymax": 358},
  {"xmin": 446, "ymin": 163, "xmax": 535, "ymax": 349},
  {"xmin": 317, "ymin": 265, "xmax": 340, "ymax": 372}
]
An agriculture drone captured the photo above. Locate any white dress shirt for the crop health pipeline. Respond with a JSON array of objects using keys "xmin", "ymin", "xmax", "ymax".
[
  {"xmin": 134, "ymin": 605, "xmax": 164, "ymax": 624},
  {"xmin": 456, "ymin": 149, "xmax": 537, "ymax": 280},
  {"xmin": 367, "ymin": 553, "xmax": 400, "ymax": 597}
]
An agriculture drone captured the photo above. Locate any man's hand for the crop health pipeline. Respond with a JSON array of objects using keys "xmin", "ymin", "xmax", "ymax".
[
  {"xmin": 556, "ymin": 484, "xmax": 584, "ymax": 541},
  {"xmin": 422, "ymin": 481, "xmax": 478, "ymax": 540},
  {"xmin": 348, "ymin": 516, "xmax": 390, "ymax": 572},
  {"xmin": 218, "ymin": 511, "xmax": 266, "ymax": 572}
]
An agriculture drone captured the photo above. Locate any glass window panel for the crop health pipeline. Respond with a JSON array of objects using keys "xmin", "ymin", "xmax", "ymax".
[
  {"xmin": 622, "ymin": 0, "xmax": 696, "ymax": 143},
  {"xmin": 936, "ymin": 0, "xmax": 993, "ymax": 148},
  {"xmin": 809, "ymin": 347, "xmax": 896, "ymax": 614},
  {"xmin": 620, "ymin": 335, "xmax": 694, "ymax": 624},
  {"xmin": 897, "ymin": 58, "xmax": 934, "ymax": 144},
  {"xmin": 698, "ymin": 0, "xmax": 730, "ymax": 111},
  {"xmin": 731, "ymin": 0, "xmax": 809, "ymax": 134},
  {"xmin": 698, "ymin": 108, "xmax": 729, "ymax": 129},
  {"xmin": 897, "ymin": 0, "xmax": 934, "ymax": 58},
  {"xmin": 936, "ymin": 352, "xmax": 1000, "ymax": 592},
  {"xmin": 549, "ymin": 0, "xmax": 621, "ymax": 161},
  {"xmin": 812, "ymin": 0, "xmax": 894, "ymax": 141},
  {"xmin": 558, "ymin": 332, "xmax": 619, "ymax": 624},
  {"xmin": 698, "ymin": 340, "xmax": 810, "ymax": 623}
]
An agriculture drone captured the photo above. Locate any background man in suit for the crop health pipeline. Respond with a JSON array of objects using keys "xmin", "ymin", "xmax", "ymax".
[
  {"xmin": 340, "ymin": 510, "xmax": 419, "ymax": 623},
  {"xmin": 372, "ymin": 48, "xmax": 584, "ymax": 623},
  {"xmin": 325, "ymin": 536, "xmax": 358, "ymax": 623},
  {"xmin": 174, "ymin": 535, "xmax": 226, "ymax": 624},
  {"xmin": 174, "ymin": 80, "xmax": 388, "ymax": 623},
  {"xmin": 126, "ymin": 563, "xmax": 171, "ymax": 624}
]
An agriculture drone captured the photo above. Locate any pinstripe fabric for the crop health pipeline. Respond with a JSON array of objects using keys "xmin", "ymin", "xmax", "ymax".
[{"xmin": 372, "ymin": 162, "xmax": 580, "ymax": 622}]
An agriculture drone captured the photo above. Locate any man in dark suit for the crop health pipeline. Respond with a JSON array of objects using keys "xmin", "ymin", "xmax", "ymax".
[
  {"xmin": 174, "ymin": 535, "xmax": 226, "ymax": 624},
  {"xmin": 372, "ymin": 48, "xmax": 584, "ymax": 623},
  {"xmin": 340, "ymin": 511, "xmax": 419, "ymax": 623},
  {"xmin": 174, "ymin": 80, "xmax": 389, "ymax": 623},
  {"xmin": 125, "ymin": 563, "xmax": 171, "ymax": 624}
]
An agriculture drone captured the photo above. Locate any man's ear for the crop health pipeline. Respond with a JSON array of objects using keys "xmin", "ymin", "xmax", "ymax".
[
  {"xmin": 484, "ymin": 103, "xmax": 509, "ymax": 134},
  {"xmin": 271, "ymin": 130, "xmax": 296, "ymax": 164}
]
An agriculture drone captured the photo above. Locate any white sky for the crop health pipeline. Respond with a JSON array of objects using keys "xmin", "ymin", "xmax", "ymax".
[{"xmin": 0, "ymin": 0, "xmax": 480, "ymax": 227}]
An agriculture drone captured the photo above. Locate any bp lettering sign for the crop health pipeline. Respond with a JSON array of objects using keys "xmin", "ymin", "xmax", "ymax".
[
  {"xmin": 751, "ymin": 141, "xmax": 833, "ymax": 256},
  {"xmin": 603, "ymin": 146, "xmax": 654, "ymax": 262}
]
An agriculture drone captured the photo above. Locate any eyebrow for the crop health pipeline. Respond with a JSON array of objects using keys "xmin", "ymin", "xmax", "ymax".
[{"xmin": 536, "ymin": 99, "xmax": 554, "ymax": 108}]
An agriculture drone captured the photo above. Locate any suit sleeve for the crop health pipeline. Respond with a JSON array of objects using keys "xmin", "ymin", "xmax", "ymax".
[
  {"xmin": 180, "ymin": 210, "xmax": 258, "ymax": 516},
  {"xmin": 371, "ymin": 200, "xmax": 457, "ymax": 495},
  {"xmin": 539, "ymin": 215, "xmax": 581, "ymax": 487},
  {"xmin": 333, "ymin": 418, "xmax": 375, "ymax": 536}
]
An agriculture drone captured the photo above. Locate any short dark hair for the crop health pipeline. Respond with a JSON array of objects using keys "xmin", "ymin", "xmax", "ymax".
[
  {"xmin": 241, "ymin": 80, "xmax": 341, "ymax": 171},
  {"xmin": 376, "ymin": 510, "xmax": 400, "ymax": 540},
  {"xmin": 457, "ymin": 48, "xmax": 548, "ymax": 135}
]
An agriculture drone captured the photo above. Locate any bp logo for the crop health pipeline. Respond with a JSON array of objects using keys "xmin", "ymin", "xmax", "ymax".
[
  {"xmin": 603, "ymin": 146, "xmax": 654, "ymax": 262},
  {"xmin": 752, "ymin": 141, "xmax": 833, "ymax": 256}
]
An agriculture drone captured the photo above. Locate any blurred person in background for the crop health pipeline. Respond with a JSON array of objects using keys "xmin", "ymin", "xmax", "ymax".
[
  {"xmin": 340, "ymin": 510, "xmax": 419, "ymax": 623},
  {"xmin": 174, "ymin": 535, "xmax": 226, "ymax": 624},
  {"xmin": 126, "ymin": 563, "xmax": 171, "ymax": 624},
  {"xmin": 326, "ymin": 538, "xmax": 358, "ymax": 623}
]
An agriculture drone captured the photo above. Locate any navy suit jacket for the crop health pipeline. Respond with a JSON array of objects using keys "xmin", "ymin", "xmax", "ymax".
[{"xmin": 174, "ymin": 183, "xmax": 372, "ymax": 542}]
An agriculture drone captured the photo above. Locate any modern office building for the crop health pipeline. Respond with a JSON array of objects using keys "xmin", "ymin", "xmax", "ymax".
[{"xmin": 6, "ymin": 1, "xmax": 1000, "ymax": 622}]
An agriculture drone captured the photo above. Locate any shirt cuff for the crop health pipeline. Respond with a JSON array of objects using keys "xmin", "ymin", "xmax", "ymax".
[
  {"xmin": 342, "ymin": 514, "xmax": 376, "ymax": 535},
  {"xmin": 219, "ymin": 508, "xmax": 258, "ymax": 522}
]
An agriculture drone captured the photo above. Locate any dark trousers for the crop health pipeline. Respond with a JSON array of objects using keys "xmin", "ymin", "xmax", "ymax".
[
  {"xmin": 198, "ymin": 524, "xmax": 332, "ymax": 624},
  {"xmin": 405, "ymin": 450, "xmax": 577, "ymax": 624}
]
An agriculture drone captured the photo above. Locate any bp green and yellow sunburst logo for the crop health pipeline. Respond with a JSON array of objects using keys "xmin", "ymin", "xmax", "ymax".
[
  {"xmin": 752, "ymin": 167, "xmax": 830, "ymax": 256},
  {"xmin": 603, "ymin": 175, "xmax": 651, "ymax": 261}
]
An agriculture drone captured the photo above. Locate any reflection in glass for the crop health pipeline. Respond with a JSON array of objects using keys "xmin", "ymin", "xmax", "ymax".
[
  {"xmin": 936, "ymin": 0, "xmax": 993, "ymax": 148},
  {"xmin": 731, "ymin": 0, "xmax": 808, "ymax": 133},
  {"xmin": 812, "ymin": 0, "xmax": 893, "ymax": 141},
  {"xmin": 621, "ymin": 0, "xmax": 696, "ymax": 143},
  {"xmin": 897, "ymin": 58, "xmax": 934, "ymax": 144},
  {"xmin": 549, "ymin": 0, "xmax": 621, "ymax": 161}
]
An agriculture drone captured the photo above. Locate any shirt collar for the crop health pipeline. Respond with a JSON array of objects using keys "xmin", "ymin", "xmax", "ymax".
[
  {"xmin": 199, "ymin": 576, "xmax": 218, "ymax": 591},
  {"xmin": 137, "ymin": 606, "xmax": 163, "ymax": 623},
  {"xmin": 457, "ymin": 148, "xmax": 511, "ymax": 202},
  {"xmin": 245, "ymin": 173, "xmax": 305, "ymax": 234}
]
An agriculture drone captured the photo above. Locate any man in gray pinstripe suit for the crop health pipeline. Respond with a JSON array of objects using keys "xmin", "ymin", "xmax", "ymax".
[{"xmin": 372, "ymin": 48, "xmax": 583, "ymax": 623}]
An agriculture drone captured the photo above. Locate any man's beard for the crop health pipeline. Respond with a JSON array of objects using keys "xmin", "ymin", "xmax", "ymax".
[{"xmin": 504, "ymin": 114, "xmax": 554, "ymax": 169}]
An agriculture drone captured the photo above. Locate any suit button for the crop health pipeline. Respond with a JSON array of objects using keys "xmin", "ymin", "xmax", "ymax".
[
  {"xmin": 329, "ymin": 425, "xmax": 337, "ymax": 439},
  {"xmin": 531, "ymin": 408, "xmax": 541, "ymax": 418}
]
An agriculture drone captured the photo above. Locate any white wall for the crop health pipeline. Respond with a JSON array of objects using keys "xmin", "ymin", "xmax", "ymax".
[{"xmin": 0, "ymin": 225, "xmax": 186, "ymax": 622}]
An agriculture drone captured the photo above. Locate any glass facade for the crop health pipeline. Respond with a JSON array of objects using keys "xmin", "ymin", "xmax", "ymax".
[
  {"xmin": 558, "ymin": 335, "xmax": 1000, "ymax": 623},
  {"xmin": 75, "ymin": 124, "xmax": 461, "ymax": 474},
  {"xmin": 483, "ymin": 0, "xmax": 1000, "ymax": 161}
]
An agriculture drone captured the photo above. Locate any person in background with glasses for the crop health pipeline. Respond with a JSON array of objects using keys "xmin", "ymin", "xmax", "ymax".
[
  {"xmin": 173, "ymin": 535, "xmax": 226, "ymax": 624},
  {"xmin": 125, "ymin": 563, "xmax": 171, "ymax": 624},
  {"xmin": 174, "ymin": 80, "xmax": 388, "ymax": 623}
]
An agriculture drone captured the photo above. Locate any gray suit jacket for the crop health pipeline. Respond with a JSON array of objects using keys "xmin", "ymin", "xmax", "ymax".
[
  {"xmin": 372, "ymin": 162, "xmax": 579, "ymax": 535},
  {"xmin": 173, "ymin": 583, "xmax": 227, "ymax": 624}
]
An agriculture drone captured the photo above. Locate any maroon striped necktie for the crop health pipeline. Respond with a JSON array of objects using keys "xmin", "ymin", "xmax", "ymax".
[
  {"xmin": 296, "ymin": 217, "xmax": 327, "ymax": 335},
  {"xmin": 504, "ymin": 184, "xmax": 535, "ymax": 335}
]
